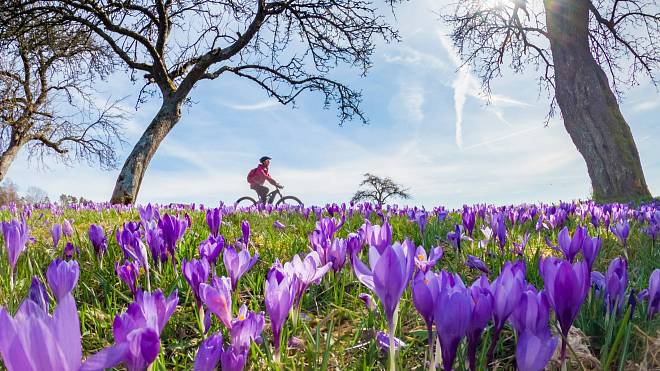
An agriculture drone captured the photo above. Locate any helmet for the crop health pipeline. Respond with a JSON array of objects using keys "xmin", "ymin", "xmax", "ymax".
[{"xmin": 259, "ymin": 156, "xmax": 272, "ymax": 163}]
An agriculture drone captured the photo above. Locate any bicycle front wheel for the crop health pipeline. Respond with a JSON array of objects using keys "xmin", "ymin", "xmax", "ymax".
[
  {"xmin": 276, "ymin": 196, "xmax": 303, "ymax": 207},
  {"xmin": 235, "ymin": 196, "xmax": 258, "ymax": 208}
]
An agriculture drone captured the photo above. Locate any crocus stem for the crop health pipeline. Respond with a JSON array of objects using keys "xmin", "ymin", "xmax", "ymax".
[
  {"xmin": 9, "ymin": 268, "xmax": 14, "ymax": 292},
  {"xmin": 197, "ymin": 305, "xmax": 205, "ymax": 334},
  {"xmin": 427, "ymin": 323, "xmax": 435, "ymax": 371},
  {"xmin": 467, "ymin": 333, "xmax": 480, "ymax": 371},
  {"xmin": 389, "ymin": 322, "xmax": 396, "ymax": 371},
  {"xmin": 145, "ymin": 267, "xmax": 151, "ymax": 292},
  {"xmin": 560, "ymin": 336, "xmax": 568, "ymax": 370},
  {"xmin": 389, "ymin": 306, "xmax": 399, "ymax": 371},
  {"xmin": 486, "ymin": 326, "xmax": 502, "ymax": 367},
  {"xmin": 274, "ymin": 329, "xmax": 281, "ymax": 364}
]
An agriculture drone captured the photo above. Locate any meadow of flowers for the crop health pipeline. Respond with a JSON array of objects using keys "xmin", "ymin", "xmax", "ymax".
[{"xmin": 0, "ymin": 200, "xmax": 658, "ymax": 370}]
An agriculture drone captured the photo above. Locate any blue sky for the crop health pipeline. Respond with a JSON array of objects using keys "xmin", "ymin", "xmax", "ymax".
[{"xmin": 7, "ymin": 0, "xmax": 660, "ymax": 208}]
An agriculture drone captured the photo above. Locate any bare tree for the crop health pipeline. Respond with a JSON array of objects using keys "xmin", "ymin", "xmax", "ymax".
[
  {"xmin": 442, "ymin": 0, "xmax": 658, "ymax": 201},
  {"xmin": 2, "ymin": 0, "xmax": 403, "ymax": 204},
  {"xmin": 0, "ymin": 179, "xmax": 20, "ymax": 205},
  {"xmin": 0, "ymin": 16, "xmax": 126, "ymax": 182},
  {"xmin": 351, "ymin": 173, "xmax": 410, "ymax": 205},
  {"xmin": 23, "ymin": 185, "xmax": 49, "ymax": 204}
]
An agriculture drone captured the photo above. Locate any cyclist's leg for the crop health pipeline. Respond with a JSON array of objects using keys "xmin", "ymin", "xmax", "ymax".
[{"xmin": 253, "ymin": 185, "xmax": 269, "ymax": 203}]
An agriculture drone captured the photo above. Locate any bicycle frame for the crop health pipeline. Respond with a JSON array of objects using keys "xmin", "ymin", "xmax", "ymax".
[{"xmin": 266, "ymin": 188, "xmax": 282, "ymax": 204}]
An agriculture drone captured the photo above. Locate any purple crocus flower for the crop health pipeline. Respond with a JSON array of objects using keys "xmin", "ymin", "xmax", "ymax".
[
  {"xmin": 360, "ymin": 220, "xmax": 392, "ymax": 253},
  {"xmin": 182, "ymin": 258, "xmax": 211, "ymax": 305},
  {"xmin": 540, "ymin": 257, "xmax": 590, "ymax": 364},
  {"xmin": 138, "ymin": 203, "xmax": 160, "ymax": 224},
  {"xmin": 646, "ymin": 223, "xmax": 659, "ymax": 243},
  {"xmin": 462, "ymin": 208, "xmax": 476, "ymax": 237},
  {"xmin": 375, "ymin": 331, "xmax": 406, "ymax": 353},
  {"xmin": 413, "ymin": 211, "xmax": 428, "ymax": 236},
  {"xmin": 200, "ymin": 276, "xmax": 233, "ymax": 329},
  {"xmin": 644, "ymin": 269, "xmax": 659, "ymax": 319},
  {"xmin": 467, "ymin": 276, "xmax": 493, "ymax": 371},
  {"xmin": 447, "ymin": 224, "xmax": 464, "ymax": 252},
  {"xmin": 414, "ymin": 245, "xmax": 442, "ymax": 273},
  {"xmin": 1, "ymin": 217, "xmax": 30, "ymax": 283},
  {"xmin": 198, "ymin": 235, "xmax": 224, "ymax": 267},
  {"xmin": 50, "ymin": 223, "xmax": 62, "ymax": 249},
  {"xmin": 610, "ymin": 219, "xmax": 630, "ymax": 247},
  {"xmin": 359, "ymin": 293, "xmax": 377, "ymax": 312},
  {"xmin": 230, "ymin": 304, "xmax": 265, "ymax": 351},
  {"xmin": 159, "ymin": 213, "xmax": 188, "ymax": 261},
  {"xmin": 487, "ymin": 261, "xmax": 525, "ymax": 363},
  {"xmin": 62, "ymin": 219, "xmax": 74, "ymax": 237},
  {"xmin": 88, "ymin": 224, "xmax": 107, "ymax": 258},
  {"xmin": 82, "ymin": 289, "xmax": 178, "ymax": 371},
  {"xmin": 510, "ymin": 285, "xmax": 551, "ymax": 335},
  {"xmin": 144, "ymin": 221, "xmax": 167, "ymax": 265},
  {"xmin": 28, "ymin": 276, "xmax": 49, "ymax": 312},
  {"xmin": 479, "ymin": 226, "xmax": 493, "ymax": 248},
  {"xmin": 116, "ymin": 226, "xmax": 144, "ymax": 263},
  {"xmin": 0, "ymin": 289, "xmax": 82, "ymax": 371},
  {"xmin": 63, "ymin": 242, "xmax": 77, "ymax": 260},
  {"xmin": 582, "ymin": 236, "xmax": 602, "ymax": 272},
  {"xmin": 240, "ymin": 220, "xmax": 250, "ymax": 245},
  {"xmin": 604, "ymin": 257, "xmax": 628, "ymax": 313},
  {"xmin": 412, "ymin": 270, "xmax": 439, "ymax": 364},
  {"xmin": 223, "ymin": 245, "xmax": 259, "ymax": 290},
  {"xmin": 465, "ymin": 255, "xmax": 489, "ymax": 275},
  {"xmin": 46, "ymin": 258, "xmax": 80, "ymax": 301},
  {"xmin": 556, "ymin": 226, "xmax": 587, "ymax": 263},
  {"xmin": 194, "ymin": 333, "xmax": 223, "ymax": 371},
  {"xmin": 434, "ymin": 271, "xmax": 472, "ymax": 371},
  {"xmin": 353, "ymin": 239, "xmax": 414, "ymax": 368},
  {"xmin": 346, "ymin": 233, "xmax": 363, "ymax": 257},
  {"xmin": 491, "ymin": 261, "xmax": 526, "ymax": 329},
  {"xmin": 264, "ymin": 268, "xmax": 296, "ymax": 362},
  {"xmin": 513, "ymin": 232, "xmax": 531, "ymax": 256},
  {"xmin": 221, "ymin": 345, "xmax": 248, "ymax": 371},
  {"xmin": 327, "ymin": 238, "xmax": 347, "ymax": 273},
  {"xmin": 516, "ymin": 330, "xmax": 558, "ymax": 371},
  {"xmin": 206, "ymin": 208, "xmax": 222, "ymax": 237},
  {"xmin": 273, "ymin": 220, "xmax": 286, "ymax": 231},
  {"xmin": 352, "ymin": 240, "xmax": 415, "ymax": 326},
  {"xmin": 316, "ymin": 216, "xmax": 343, "ymax": 241},
  {"xmin": 493, "ymin": 214, "xmax": 507, "ymax": 253},
  {"xmin": 283, "ymin": 251, "xmax": 332, "ymax": 308},
  {"xmin": 116, "ymin": 260, "xmax": 140, "ymax": 296}
]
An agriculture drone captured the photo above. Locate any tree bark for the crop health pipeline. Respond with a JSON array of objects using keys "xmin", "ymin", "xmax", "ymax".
[
  {"xmin": 110, "ymin": 99, "xmax": 182, "ymax": 204},
  {"xmin": 544, "ymin": 0, "xmax": 651, "ymax": 202},
  {"xmin": 0, "ymin": 135, "xmax": 24, "ymax": 183}
]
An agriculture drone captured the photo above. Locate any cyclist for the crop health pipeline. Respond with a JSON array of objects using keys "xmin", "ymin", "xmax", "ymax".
[{"xmin": 247, "ymin": 156, "xmax": 283, "ymax": 203}]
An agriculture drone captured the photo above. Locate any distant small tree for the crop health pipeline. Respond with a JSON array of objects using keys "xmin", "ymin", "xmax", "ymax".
[
  {"xmin": 23, "ymin": 185, "xmax": 49, "ymax": 204},
  {"xmin": 0, "ymin": 179, "xmax": 19, "ymax": 205},
  {"xmin": 58, "ymin": 193, "xmax": 91, "ymax": 206},
  {"xmin": 351, "ymin": 173, "xmax": 411, "ymax": 205}
]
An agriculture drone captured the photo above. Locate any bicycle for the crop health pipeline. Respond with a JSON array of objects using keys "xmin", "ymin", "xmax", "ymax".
[{"xmin": 234, "ymin": 185, "xmax": 303, "ymax": 208}]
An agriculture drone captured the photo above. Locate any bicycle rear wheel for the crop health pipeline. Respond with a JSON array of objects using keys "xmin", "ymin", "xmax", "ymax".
[
  {"xmin": 235, "ymin": 196, "xmax": 258, "ymax": 208},
  {"xmin": 276, "ymin": 196, "xmax": 303, "ymax": 207}
]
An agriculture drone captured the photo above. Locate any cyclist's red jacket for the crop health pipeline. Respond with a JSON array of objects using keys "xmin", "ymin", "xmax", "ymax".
[{"xmin": 247, "ymin": 164, "xmax": 273, "ymax": 186}]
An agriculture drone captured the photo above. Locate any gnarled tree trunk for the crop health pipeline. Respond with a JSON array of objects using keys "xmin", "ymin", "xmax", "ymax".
[
  {"xmin": 110, "ymin": 99, "xmax": 182, "ymax": 204},
  {"xmin": 0, "ymin": 134, "xmax": 24, "ymax": 183},
  {"xmin": 545, "ymin": 0, "xmax": 651, "ymax": 202}
]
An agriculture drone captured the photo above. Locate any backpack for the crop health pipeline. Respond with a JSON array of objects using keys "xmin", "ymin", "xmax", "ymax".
[{"xmin": 247, "ymin": 167, "xmax": 259, "ymax": 183}]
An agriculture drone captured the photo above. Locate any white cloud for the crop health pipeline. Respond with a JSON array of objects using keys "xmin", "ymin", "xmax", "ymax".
[
  {"xmin": 220, "ymin": 99, "xmax": 280, "ymax": 111},
  {"xmin": 632, "ymin": 99, "xmax": 660, "ymax": 112},
  {"xmin": 391, "ymin": 82, "xmax": 426, "ymax": 124}
]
